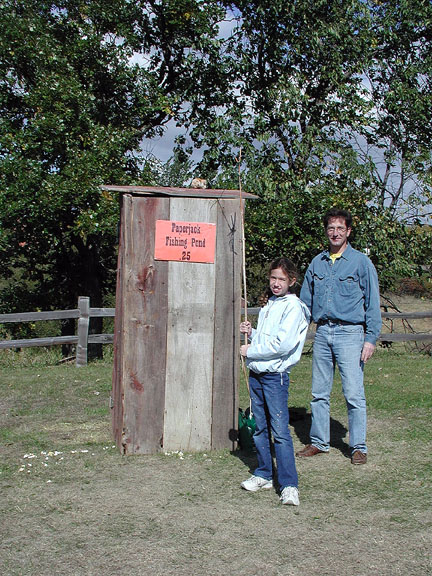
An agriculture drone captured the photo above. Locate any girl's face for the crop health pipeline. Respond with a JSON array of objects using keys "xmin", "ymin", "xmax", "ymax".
[{"xmin": 269, "ymin": 267, "xmax": 296, "ymax": 297}]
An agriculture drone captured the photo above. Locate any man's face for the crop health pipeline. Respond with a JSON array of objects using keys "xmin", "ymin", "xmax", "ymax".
[{"xmin": 326, "ymin": 217, "xmax": 351, "ymax": 253}]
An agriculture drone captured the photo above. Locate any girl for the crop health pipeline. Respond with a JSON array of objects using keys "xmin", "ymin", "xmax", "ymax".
[{"xmin": 240, "ymin": 257, "xmax": 310, "ymax": 506}]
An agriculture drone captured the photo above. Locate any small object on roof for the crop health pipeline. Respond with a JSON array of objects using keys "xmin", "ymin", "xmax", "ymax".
[{"xmin": 191, "ymin": 178, "xmax": 207, "ymax": 189}]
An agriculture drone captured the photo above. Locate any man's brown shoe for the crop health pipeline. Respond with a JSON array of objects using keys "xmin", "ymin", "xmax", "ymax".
[
  {"xmin": 296, "ymin": 444, "xmax": 328, "ymax": 458},
  {"xmin": 351, "ymin": 450, "xmax": 367, "ymax": 465}
]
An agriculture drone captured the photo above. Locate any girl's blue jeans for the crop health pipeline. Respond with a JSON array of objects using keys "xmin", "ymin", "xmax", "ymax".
[
  {"xmin": 310, "ymin": 323, "xmax": 367, "ymax": 453},
  {"xmin": 249, "ymin": 370, "xmax": 298, "ymax": 489}
]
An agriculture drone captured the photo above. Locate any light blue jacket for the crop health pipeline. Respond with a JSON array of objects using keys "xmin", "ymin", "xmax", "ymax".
[
  {"xmin": 300, "ymin": 243, "xmax": 382, "ymax": 345},
  {"xmin": 245, "ymin": 294, "xmax": 311, "ymax": 374}
]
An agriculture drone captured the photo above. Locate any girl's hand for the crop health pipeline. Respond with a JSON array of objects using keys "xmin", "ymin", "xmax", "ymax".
[
  {"xmin": 240, "ymin": 321, "xmax": 252, "ymax": 336},
  {"xmin": 240, "ymin": 344, "xmax": 250, "ymax": 357}
]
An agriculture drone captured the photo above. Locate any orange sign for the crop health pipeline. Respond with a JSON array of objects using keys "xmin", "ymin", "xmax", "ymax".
[{"xmin": 154, "ymin": 220, "xmax": 216, "ymax": 263}]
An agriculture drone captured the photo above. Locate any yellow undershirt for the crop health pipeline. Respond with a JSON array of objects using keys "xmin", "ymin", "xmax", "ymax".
[{"xmin": 330, "ymin": 252, "xmax": 343, "ymax": 264}]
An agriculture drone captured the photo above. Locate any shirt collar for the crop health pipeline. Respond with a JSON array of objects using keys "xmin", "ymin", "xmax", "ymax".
[{"xmin": 323, "ymin": 242, "xmax": 352, "ymax": 260}]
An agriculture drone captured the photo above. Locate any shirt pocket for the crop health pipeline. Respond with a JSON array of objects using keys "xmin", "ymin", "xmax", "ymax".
[
  {"xmin": 312, "ymin": 273, "xmax": 326, "ymax": 298},
  {"xmin": 338, "ymin": 273, "xmax": 361, "ymax": 297}
]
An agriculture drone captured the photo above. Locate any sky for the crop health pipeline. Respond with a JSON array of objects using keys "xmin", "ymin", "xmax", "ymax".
[{"xmin": 140, "ymin": 121, "xmax": 190, "ymax": 163}]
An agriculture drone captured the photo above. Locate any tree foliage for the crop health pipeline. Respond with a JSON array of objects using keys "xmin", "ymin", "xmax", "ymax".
[
  {"xmin": 190, "ymin": 0, "xmax": 432, "ymax": 294},
  {"xmin": 0, "ymin": 0, "xmax": 225, "ymax": 321},
  {"xmin": 362, "ymin": 0, "xmax": 432, "ymax": 221},
  {"xmin": 1, "ymin": 0, "xmax": 431, "ymax": 320}
]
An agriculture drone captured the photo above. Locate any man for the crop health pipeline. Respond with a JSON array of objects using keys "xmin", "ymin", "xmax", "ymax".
[{"xmin": 297, "ymin": 208, "xmax": 381, "ymax": 465}]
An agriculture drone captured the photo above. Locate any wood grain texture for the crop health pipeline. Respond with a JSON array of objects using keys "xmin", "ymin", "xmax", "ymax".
[
  {"xmin": 211, "ymin": 200, "xmax": 242, "ymax": 449},
  {"xmin": 111, "ymin": 194, "xmax": 127, "ymax": 448},
  {"xmin": 113, "ymin": 195, "xmax": 169, "ymax": 454},
  {"xmin": 76, "ymin": 297, "xmax": 90, "ymax": 367},
  {"xmin": 163, "ymin": 198, "xmax": 217, "ymax": 451}
]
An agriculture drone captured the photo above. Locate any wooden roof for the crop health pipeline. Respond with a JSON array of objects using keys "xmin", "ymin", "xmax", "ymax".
[{"xmin": 101, "ymin": 184, "xmax": 258, "ymax": 200}]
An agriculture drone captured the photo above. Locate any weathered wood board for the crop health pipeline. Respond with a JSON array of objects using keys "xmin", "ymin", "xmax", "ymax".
[
  {"xmin": 112, "ymin": 192, "xmax": 245, "ymax": 454},
  {"xmin": 212, "ymin": 201, "xmax": 242, "ymax": 449},
  {"xmin": 163, "ymin": 198, "xmax": 216, "ymax": 451},
  {"xmin": 112, "ymin": 195, "xmax": 169, "ymax": 454}
]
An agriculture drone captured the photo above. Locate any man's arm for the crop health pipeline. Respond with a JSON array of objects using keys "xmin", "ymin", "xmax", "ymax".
[{"xmin": 361, "ymin": 258, "xmax": 382, "ymax": 361}]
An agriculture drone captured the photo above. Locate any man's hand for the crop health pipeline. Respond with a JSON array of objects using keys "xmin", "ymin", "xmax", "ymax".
[{"xmin": 361, "ymin": 342, "xmax": 376, "ymax": 363}]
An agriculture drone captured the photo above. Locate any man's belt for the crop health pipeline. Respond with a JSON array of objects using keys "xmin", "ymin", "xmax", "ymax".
[{"xmin": 317, "ymin": 319, "xmax": 364, "ymax": 327}]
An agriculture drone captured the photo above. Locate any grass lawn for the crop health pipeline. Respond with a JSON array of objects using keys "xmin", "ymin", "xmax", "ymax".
[{"xmin": 0, "ymin": 344, "xmax": 431, "ymax": 576}]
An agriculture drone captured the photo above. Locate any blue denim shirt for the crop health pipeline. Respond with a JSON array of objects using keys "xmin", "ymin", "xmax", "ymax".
[{"xmin": 300, "ymin": 244, "xmax": 382, "ymax": 345}]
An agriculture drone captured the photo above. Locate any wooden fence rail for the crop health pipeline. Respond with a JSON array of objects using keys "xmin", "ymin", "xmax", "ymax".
[
  {"xmin": 0, "ymin": 297, "xmax": 115, "ymax": 366},
  {"xmin": 1, "ymin": 298, "xmax": 431, "ymax": 366}
]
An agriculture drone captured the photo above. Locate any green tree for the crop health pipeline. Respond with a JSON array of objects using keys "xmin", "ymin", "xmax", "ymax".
[
  {"xmin": 0, "ymin": 0, "xmax": 226, "ymax": 342},
  {"xmin": 361, "ymin": 0, "xmax": 432, "ymax": 222},
  {"xmin": 188, "ymin": 0, "xmax": 432, "ymax": 293}
]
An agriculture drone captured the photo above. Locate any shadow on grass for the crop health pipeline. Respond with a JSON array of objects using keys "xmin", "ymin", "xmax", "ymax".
[
  {"xmin": 289, "ymin": 407, "xmax": 350, "ymax": 457},
  {"xmin": 233, "ymin": 407, "xmax": 350, "ymax": 472}
]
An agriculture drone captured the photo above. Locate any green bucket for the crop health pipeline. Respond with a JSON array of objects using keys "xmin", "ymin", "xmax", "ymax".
[{"xmin": 238, "ymin": 407, "xmax": 256, "ymax": 452}]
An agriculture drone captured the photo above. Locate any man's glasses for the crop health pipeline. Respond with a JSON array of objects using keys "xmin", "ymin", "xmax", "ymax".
[{"xmin": 326, "ymin": 227, "xmax": 347, "ymax": 233}]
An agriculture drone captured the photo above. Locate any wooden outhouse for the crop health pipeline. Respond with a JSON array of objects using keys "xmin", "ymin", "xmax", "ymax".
[{"xmin": 106, "ymin": 185, "xmax": 257, "ymax": 455}]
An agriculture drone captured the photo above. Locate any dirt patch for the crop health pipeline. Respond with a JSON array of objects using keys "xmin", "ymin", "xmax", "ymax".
[{"xmin": 1, "ymin": 409, "xmax": 431, "ymax": 576}]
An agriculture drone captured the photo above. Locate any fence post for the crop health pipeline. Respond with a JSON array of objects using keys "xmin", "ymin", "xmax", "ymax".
[{"xmin": 76, "ymin": 296, "xmax": 90, "ymax": 367}]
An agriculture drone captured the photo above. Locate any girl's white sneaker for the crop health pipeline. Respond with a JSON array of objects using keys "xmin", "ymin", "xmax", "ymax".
[
  {"xmin": 241, "ymin": 475, "xmax": 273, "ymax": 492},
  {"xmin": 280, "ymin": 486, "xmax": 300, "ymax": 506}
]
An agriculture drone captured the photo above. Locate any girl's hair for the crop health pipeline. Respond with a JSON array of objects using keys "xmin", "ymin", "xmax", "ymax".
[{"xmin": 259, "ymin": 257, "xmax": 298, "ymax": 306}]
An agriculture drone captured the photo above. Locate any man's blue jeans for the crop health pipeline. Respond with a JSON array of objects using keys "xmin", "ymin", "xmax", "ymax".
[
  {"xmin": 249, "ymin": 371, "xmax": 298, "ymax": 489},
  {"xmin": 310, "ymin": 323, "xmax": 367, "ymax": 454}
]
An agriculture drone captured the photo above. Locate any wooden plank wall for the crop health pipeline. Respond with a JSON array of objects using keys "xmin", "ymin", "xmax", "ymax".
[
  {"xmin": 113, "ymin": 195, "xmax": 169, "ymax": 454},
  {"xmin": 163, "ymin": 198, "xmax": 217, "ymax": 451},
  {"xmin": 112, "ymin": 194, "xmax": 242, "ymax": 454},
  {"xmin": 111, "ymin": 194, "xmax": 126, "ymax": 448},
  {"xmin": 212, "ymin": 200, "xmax": 242, "ymax": 449}
]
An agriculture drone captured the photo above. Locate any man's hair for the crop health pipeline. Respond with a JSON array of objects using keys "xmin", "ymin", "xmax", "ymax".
[{"xmin": 323, "ymin": 208, "xmax": 352, "ymax": 229}]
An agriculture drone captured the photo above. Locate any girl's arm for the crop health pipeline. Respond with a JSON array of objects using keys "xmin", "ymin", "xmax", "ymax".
[{"xmin": 246, "ymin": 302, "xmax": 306, "ymax": 361}]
